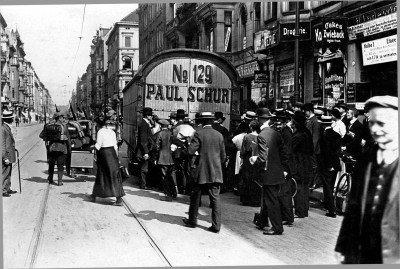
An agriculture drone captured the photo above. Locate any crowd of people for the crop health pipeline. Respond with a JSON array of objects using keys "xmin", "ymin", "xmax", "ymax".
[{"xmin": 2, "ymin": 94, "xmax": 398, "ymax": 264}]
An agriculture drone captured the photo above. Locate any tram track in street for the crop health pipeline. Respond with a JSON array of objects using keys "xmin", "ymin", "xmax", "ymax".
[{"xmin": 122, "ymin": 197, "xmax": 173, "ymax": 267}]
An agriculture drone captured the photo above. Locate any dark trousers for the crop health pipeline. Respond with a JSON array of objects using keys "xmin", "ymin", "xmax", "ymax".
[
  {"xmin": 321, "ymin": 169, "xmax": 337, "ymax": 214},
  {"xmin": 48, "ymin": 151, "xmax": 66, "ymax": 181},
  {"xmin": 263, "ymin": 184, "xmax": 284, "ymax": 233},
  {"xmin": 139, "ymin": 159, "xmax": 149, "ymax": 188},
  {"xmin": 279, "ymin": 179, "xmax": 294, "ymax": 222},
  {"xmin": 66, "ymin": 152, "xmax": 72, "ymax": 174},
  {"xmin": 158, "ymin": 165, "xmax": 177, "ymax": 197},
  {"xmin": 175, "ymin": 157, "xmax": 190, "ymax": 193},
  {"xmin": 294, "ymin": 177, "xmax": 310, "ymax": 217},
  {"xmin": 188, "ymin": 183, "xmax": 221, "ymax": 230},
  {"xmin": 2, "ymin": 164, "xmax": 12, "ymax": 194}
]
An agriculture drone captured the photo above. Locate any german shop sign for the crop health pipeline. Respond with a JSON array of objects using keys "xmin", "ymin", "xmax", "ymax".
[
  {"xmin": 254, "ymin": 28, "xmax": 278, "ymax": 53},
  {"xmin": 313, "ymin": 19, "xmax": 347, "ymax": 47},
  {"xmin": 279, "ymin": 22, "xmax": 311, "ymax": 41},
  {"xmin": 254, "ymin": 71, "xmax": 270, "ymax": 84},
  {"xmin": 362, "ymin": 35, "xmax": 397, "ymax": 66}
]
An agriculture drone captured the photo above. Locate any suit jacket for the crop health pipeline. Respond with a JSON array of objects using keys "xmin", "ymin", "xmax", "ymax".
[
  {"xmin": 2, "ymin": 123, "xmax": 16, "ymax": 163},
  {"xmin": 188, "ymin": 126, "xmax": 226, "ymax": 184},
  {"xmin": 335, "ymin": 146, "xmax": 399, "ymax": 264},
  {"xmin": 254, "ymin": 126, "xmax": 289, "ymax": 186},
  {"xmin": 136, "ymin": 118, "xmax": 155, "ymax": 158},
  {"xmin": 155, "ymin": 129, "xmax": 174, "ymax": 166},
  {"xmin": 343, "ymin": 119, "xmax": 363, "ymax": 159},
  {"xmin": 306, "ymin": 115, "xmax": 321, "ymax": 155}
]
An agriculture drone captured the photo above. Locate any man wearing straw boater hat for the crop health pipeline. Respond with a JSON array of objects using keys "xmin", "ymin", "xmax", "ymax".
[
  {"xmin": 2, "ymin": 110, "xmax": 17, "ymax": 197},
  {"xmin": 249, "ymin": 108, "xmax": 290, "ymax": 235},
  {"xmin": 335, "ymin": 95, "xmax": 399, "ymax": 264},
  {"xmin": 183, "ymin": 112, "xmax": 226, "ymax": 233}
]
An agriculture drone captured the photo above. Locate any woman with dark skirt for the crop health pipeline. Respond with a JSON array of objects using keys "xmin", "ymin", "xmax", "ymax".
[
  {"xmin": 87, "ymin": 117, "xmax": 125, "ymax": 206},
  {"xmin": 239, "ymin": 120, "xmax": 261, "ymax": 206}
]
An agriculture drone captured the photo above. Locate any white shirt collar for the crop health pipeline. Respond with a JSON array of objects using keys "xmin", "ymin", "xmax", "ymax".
[
  {"xmin": 260, "ymin": 122, "xmax": 270, "ymax": 130},
  {"xmin": 377, "ymin": 148, "xmax": 398, "ymax": 166}
]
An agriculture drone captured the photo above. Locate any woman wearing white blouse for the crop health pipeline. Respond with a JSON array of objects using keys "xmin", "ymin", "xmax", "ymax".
[{"xmin": 87, "ymin": 118, "xmax": 125, "ymax": 206}]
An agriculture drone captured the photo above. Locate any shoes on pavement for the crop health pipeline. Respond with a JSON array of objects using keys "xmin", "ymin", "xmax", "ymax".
[
  {"xmin": 208, "ymin": 226, "xmax": 220, "ymax": 233},
  {"xmin": 263, "ymin": 229, "xmax": 283, "ymax": 235},
  {"xmin": 86, "ymin": 194, "xmax": 96, "ymax": 203},
  {"xmin": 182, "ymin": 218, "xmax": 197, "ymax": 228},
  {"xmin": 282, "ymin": 221, "xmax": 294, "ymax": 226},
  {"xmin": 113, "ymin": 201, "xmax": 123, "ymax": 206},
  {"xmin": 3, "ymin": 193, "xmax": 11, "ymax": 197},
  {"xmin": 58, "ymin": 181, "xmax": 63, "ymax": 186},
  {"xmin": 7, "ymin": 190, "xmax": 17, "ymax": 194},
  {"xmin": 325, "ymin": 212, "xmax": 336, "ymax": 218},
  {"xmin": 160, "ymin": 195, "xmax": 173, "ymax": 202}
]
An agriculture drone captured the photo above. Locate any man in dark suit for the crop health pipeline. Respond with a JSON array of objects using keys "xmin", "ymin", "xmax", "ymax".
[
  {"xmin": 212, "ymin": 112, "xmax": 230, "ymax": 191},
  {"xmin": 335, "ymin": 103, "xmax": 350, "ymax": 128},
  {"xmin": 342, "ymin": 108, "xmax": 363, "ymax": 160},
  {"xmin": 183, "ymin": 112, "xmax": 226, "ymax": 233},
  {"xmin": 155, "ymin": 119, "xmax": 177, "ymax": 201},
  {"xmin": 250, "ymin": 108, "xmax": 290, "ymax": 235},
  {"xmin": 335, "ymin": 95, "xmax": 399, "ymax": 264},
  {"xmin": 135, "ymin": 107, "xmax": 155, "ymax": 190},
  {"xmin": 2, "ymin": 110, "xmax": 17, "ymax": 197}
]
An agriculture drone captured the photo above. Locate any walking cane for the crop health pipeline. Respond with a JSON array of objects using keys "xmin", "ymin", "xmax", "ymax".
[{"xmin": 15, "ymin": 149, "xmax": 22, "ymax": 193}]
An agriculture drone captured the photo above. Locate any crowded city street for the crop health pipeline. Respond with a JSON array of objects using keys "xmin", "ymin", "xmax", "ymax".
[
  {"xmin": 3, "ymin": 122, "xmax": 344, "ymax": 267},
  {"xmin": 1, "ymin": 1, "xmax": 399, "ymax": 268}
]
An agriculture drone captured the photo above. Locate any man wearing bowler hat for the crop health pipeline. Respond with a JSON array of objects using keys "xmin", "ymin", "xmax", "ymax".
[
  {"xmin": 183, "ymin": 112, "xmax": 226, "ymax": 233},
  {"xmin": 135, "ymin": 107, "xmax": 155, "ymax": 190},
  {"xmin": 2, "ymin": 110, "xmax": 17, "ymax": 197},
  {"xmin": 335, "ymin": 95, "xmax": 399, "ymax": 264},
  {"xmin": 250, "ymin": 108, "xmax": 289, "ymax": 235}
]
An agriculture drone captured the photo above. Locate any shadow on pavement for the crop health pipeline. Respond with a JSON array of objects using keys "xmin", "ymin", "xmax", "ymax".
[
  {"xmin": 24, "ymin": 176, "xmax": 48, "ymax": 183},
  {"xmin": 128, "ymin": 210, "xmax": 210, "ymax": 232},
  {"xmin": 34, "ymin": 160, "xmax": 48, "ymax": 164},
  {"xmin": 61, "ymin": 192, "xmax": 117, "ymax": 205}
]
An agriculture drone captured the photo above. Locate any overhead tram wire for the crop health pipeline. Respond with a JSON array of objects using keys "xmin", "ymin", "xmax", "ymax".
[{"xmin": 67, "ymin": 4, "xmax": 87, "ymax": 82}]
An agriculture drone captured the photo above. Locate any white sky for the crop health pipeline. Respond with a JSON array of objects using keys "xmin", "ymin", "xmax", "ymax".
[{"xmin": 0, "ymin": 3, "xmax": 138, "ymax": 106}]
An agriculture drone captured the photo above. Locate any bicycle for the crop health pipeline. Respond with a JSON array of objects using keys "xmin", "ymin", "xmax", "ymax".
[{"xmin": 334, "ymin": 154, "xmax": 356, "ymax": 215}]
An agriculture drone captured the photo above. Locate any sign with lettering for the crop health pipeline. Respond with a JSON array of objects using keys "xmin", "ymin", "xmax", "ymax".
[
  {"xmin": 347, "ymin": 84, "xmax": 356, "ymax": 103},
  {"xmin": 348, "ymin": 2, "xmax": 397, "ymax": 26},
  {"xmin": 313, "ymin": 19, "xmax": 347, "ymax": 47},
  {"xmin": 236, "ymin": 61, "xmax": 260, "ymax": 78},
  {"xmin": 362, "ymin": 35, "xmax": 397, "ymax": 66},
  {"xmin": 324, "ymin": 58, "xmax": 345, "ymax": 103},
  {"xmin": 279, "ymin": 22, "xmax": 311, "ymax": 41},
  {"xmin": 254, "ymin": 28, "xmax": 278, "ymax": 52},
  {"xmin": 254, "ymin": 71, "xmax": 270, "ymax": 83},
  {"xmin": 348, "ymin": 13, "xmax": 397, "ymax": 41}
]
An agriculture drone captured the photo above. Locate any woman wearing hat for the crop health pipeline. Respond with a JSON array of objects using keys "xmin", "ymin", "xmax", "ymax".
[
  {"xmin": 289, "ymin": 111, "xmax": 314, "ymax": 218},
  {"xmin": 87, "ymin": 116, "xmax": 125, "ymax": 206}
]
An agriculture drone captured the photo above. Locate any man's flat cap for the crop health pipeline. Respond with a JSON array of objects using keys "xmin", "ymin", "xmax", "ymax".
[{"xmin": 364, "ymin": 95, "xmax": 398, "ymax": 111}]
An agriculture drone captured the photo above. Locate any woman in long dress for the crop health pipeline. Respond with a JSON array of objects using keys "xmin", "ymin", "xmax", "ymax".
[{"xmin": 87, "ymin": 117, "xmax": 125, "ymax": 206}]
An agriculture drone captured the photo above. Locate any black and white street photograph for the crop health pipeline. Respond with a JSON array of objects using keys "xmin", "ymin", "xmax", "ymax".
[{"xmin": 1, "ymin": 1, "xmax": 399, "ymax": 267}]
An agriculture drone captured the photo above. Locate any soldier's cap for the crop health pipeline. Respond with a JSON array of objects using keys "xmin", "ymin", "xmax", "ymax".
[
  {"xmin": 364, "ymin": 95, "xmax": 398, "ymax": 111},
  {"xmin": 158, "ymin": 119, "xmax": 170, "ymax": 126},
  {"xmin": 2, "ymin": 110, "xmax": 14, "ymax": 119}
]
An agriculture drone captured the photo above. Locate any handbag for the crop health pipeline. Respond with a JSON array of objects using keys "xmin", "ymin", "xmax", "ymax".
[{"xmin": 120, "ymin": 165, "xmax": 130, "ymax": 180}]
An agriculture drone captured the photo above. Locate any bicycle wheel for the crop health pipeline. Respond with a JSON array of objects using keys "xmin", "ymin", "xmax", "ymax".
[{"xmin": 334, "ymin": 173, "xmax": 350, "ymax": 214}]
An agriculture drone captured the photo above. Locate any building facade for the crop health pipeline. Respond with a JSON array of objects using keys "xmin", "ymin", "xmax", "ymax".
[{"xmin": 138, "ymin": 1, "xmax": 397, "ymax": 113}]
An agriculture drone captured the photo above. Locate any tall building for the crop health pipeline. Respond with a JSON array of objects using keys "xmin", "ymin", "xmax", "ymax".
[{"xmin": 105, "ymin": 10, "xmax": 140, "ymax": 107}]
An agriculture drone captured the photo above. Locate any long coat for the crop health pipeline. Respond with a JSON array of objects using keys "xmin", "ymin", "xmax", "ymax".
[
  {"xmin": 188, "ymin": 126, "xmax": 226, "ymax": 184},
  {"xmin": 306, "ymin": 115, "xmax": 321, "ymax": 155},
  {"xmin": 335, "ymin": 146, "xmax": 399, "ymax": 264},
  {"xmin": 2, "ymin": 123, "xmax": 16, "ymax": 163},
  {"xmin": 343, "ymin": 119, "xmax": 363, "ymax": 159},
  {"xmin": 155, "ymin": 129, "xmax": 174, "ymax": 166},
  {"xmin": 291, "ymin": 129, "xmax": 314, "ymax": 181},
  {"xmin": 254, "ymin": 126, "xmax": 289, "ymax": 186}
]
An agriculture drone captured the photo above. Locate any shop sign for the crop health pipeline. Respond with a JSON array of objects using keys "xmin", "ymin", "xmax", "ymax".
[
  {"xmin": 279, "ymin": 67, "xmax": 295, "ymax": 97},
  {"xmin": 362, "ymin": 35, "xmax": 397, "ymax": 66},
  {"xmin": 254, "ymin": 28, "xmax": 278, "ymax": 53},
  {"xmin": 324, "ymin": 58, "xmax": 345, "ymax": 103},
  {"xmin": 254, "ymin": 71, "xmax": 270, "ymax": 83},
  {"xmin": 348, "ymin": 13, "xmax": 397, "ymax": 41},
  {"xmin": 348, "ymin": 2, "xmax": 397, "ymax": 26},
  {"xmin": 236, "ymin": 61, "xmax": 260, "ymax": 78},
  {"xmin": 279, "ymin": 22, "xmax": 311, "ymax": 41},
  {"xmin": 347, "ymin": 84, "xmax": 356, "ymax": 103},
  {"xmin": 313, "ymin": 19, "xmax": 347, "ymax": 47}
]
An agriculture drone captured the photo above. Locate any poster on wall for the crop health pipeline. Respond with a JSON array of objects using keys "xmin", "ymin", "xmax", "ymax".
[
  {"xmin": 279, "ymin": 66, "xmax": 295, "ymax": 100},
  {"xmin": 362, "ymin": 35, "xmax": 397, "ymax": 66},
  {"xmin": 324, "ymin": 58, "xmax": 345, "ymax": 107}
]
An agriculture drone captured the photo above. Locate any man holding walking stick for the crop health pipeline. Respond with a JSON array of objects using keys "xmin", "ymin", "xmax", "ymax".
[{"xmin": 2, "ymin": 110, "xmax": 18, "ymax": 197}]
